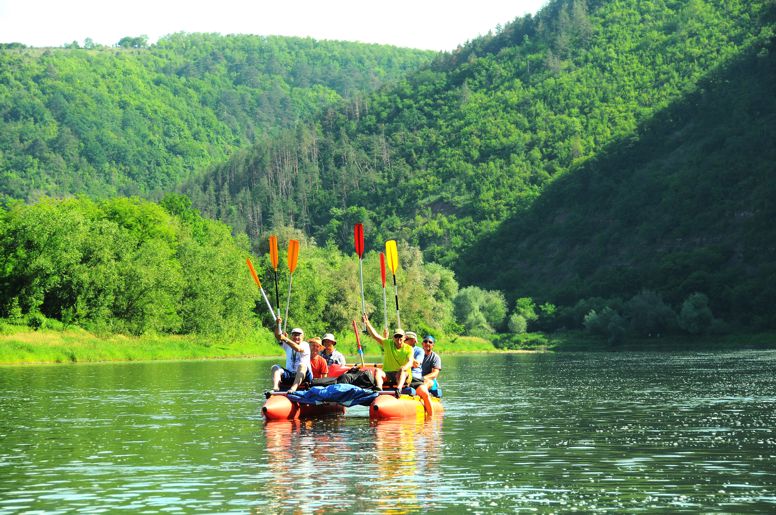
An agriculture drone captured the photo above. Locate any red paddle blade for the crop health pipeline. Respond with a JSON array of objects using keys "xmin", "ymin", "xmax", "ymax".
[
  {"xmin": 287, "ymin": 240, "xmax": 300, "ymax": 273},
  {"xmin": 354, "ymin": 223, "xmax": 365, "ymax": 258},
  {"xmin": 379, "ymin": 252, "xmax": 386, "ymax": 287},
  {"xmin": 268, "ymin": 235, "xmax": 279, "ymax": 270}
]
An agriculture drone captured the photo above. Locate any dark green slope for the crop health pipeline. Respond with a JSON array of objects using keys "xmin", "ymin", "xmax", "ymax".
[
  {"xmin": 458, "ymin": 35, "xmax": 776, "ymax": 327},
  {"xmin": 0, "ymin": 34, "xmax": 434, "ymax": 200},
  {"xmin": 183, "ymin": 0, "xmax": 771, "ymax": 267}
]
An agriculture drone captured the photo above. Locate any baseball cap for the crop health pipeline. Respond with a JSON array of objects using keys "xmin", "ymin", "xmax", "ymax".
[
  {"xmin": 290, "ymin": 328, "xmax": 304, "ymax": 335},
  {"xmin": 322, "ymin": 333, "xmax": 337, "ymax": 344},
  {"xmin": 393, "ymin": 329, "xmax": 405, "ymax": 337},
  {"xmin": 423, "ymin": 335, "xmax": 435, "ymax": 344},
  {"xmin": 405, "ymin": 331, "xmax": 418, "ymax": 340}
]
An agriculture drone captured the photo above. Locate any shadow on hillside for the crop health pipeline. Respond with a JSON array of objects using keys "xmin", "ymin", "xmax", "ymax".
[{"xmin": 457, "ymin": 33, "xmax": 776, "ymax": 322}]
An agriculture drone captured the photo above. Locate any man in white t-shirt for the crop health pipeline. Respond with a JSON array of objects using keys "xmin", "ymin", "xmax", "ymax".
[{"xmin": 271, "ymin": 318, "xmax": 311, "ymax": 392}]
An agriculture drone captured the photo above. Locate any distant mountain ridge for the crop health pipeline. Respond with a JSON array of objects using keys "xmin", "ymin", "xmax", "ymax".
[
  {"xmin": 0, "ymin": 33, "xmax": 435, "ymax": 200},
  {"xmin": 183, "ymin": 0, "xmax": 770, "ymax": 259}
]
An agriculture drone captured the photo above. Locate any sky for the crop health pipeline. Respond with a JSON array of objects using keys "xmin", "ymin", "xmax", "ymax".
[{"xmin": 0, "ymin": 0, "xmax": 548, "ymax": 51}]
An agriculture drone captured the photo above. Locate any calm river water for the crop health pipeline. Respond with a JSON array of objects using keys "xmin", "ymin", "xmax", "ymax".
[{"xmin": 1, "ymin": 351, "xmax": 775, "ymax": 513}]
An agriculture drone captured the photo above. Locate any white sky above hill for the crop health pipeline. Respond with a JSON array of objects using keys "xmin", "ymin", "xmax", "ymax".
[{"xmin": 0, "ymin": 0, "xmax": 548, "ymax": 51}]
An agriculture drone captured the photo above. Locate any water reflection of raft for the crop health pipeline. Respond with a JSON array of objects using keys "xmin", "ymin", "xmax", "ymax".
[
  {"xmin": 261, "ymin": 364, "xmax": 443, "ymax": 421},
  {"xmin": 262, "ymin": 390, "xmax": 443, "ymax": 420}
]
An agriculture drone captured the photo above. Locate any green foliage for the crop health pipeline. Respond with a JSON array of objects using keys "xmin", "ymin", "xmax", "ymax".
[
  {"xmin": 0, "ymin": 34, "xmax": 434, "ymax": 200},
  {"xmin": 0, "ymin": 196, "xmax": 255, "ymax": 335},
  {"xmin": 0, "ymin": 197, "xmax": 461, "ymax": 338},
  {"xmin": 678, "ymin": 293, "xmax": 714, "ymax": 335},
  {"xmin": 507, "ymin": 313, "xmax": 528, "ymax": 334},
  {"xmin": 624, "ymin": 290, "xmax": 676, "ymax": 337},
  {"xmin": 453, "ymin": 286, "xmax": 507, "ymax": 336}
]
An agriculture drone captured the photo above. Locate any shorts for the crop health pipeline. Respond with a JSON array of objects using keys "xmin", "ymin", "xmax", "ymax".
[
  {"xmin": 409, "ymin": 377, "xmax": 424, "ymax": 389},
  {"xmin": 279, "ymin": 367, "xmax": 313, "ymax": 385},
  {"xmin": 383, "ymin": 371, "xmax": 403, "ymax": 386}
]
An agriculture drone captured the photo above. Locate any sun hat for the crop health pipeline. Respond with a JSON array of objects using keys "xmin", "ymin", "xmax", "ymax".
[{"xmin": 322, "ymin": 333, "xmax": 337, "ymax": 344}]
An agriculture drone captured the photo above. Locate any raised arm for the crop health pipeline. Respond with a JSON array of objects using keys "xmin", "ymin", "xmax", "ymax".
[{"xmin": 362, "ymin": 314, "xmax": 385, "ymax": 348}]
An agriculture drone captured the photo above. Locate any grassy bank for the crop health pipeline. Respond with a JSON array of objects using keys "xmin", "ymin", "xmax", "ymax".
[
  {"xmin": 3, "ymin": 323, "xmax": 773, "ymax": 366},
  {"xmin": 0, "ymin": 323, "xmax": 502, "ymax": 365},
  {"xmin": 0, "ymin": 326, "xmax": 283, "ymax": 365}
]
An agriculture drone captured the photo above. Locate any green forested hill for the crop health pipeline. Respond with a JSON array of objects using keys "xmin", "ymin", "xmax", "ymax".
[
  {"xmin": 0, "ymin": 34, "xmax": 434, "ymax": 199},
  {"xmin": 182, "ymin": 0, "xmax": 772, "ymax": 264},
  {"xmin": 459, "ymin": 37, "xmax": 776, "ymax": 328}
]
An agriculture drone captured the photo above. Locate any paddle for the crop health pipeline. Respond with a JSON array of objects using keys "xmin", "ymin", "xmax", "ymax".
[
  {"xmin": 246, "ymin": 257, "xmax": 276, "ymax": 320},
  {"xmin": 352, "ymin": 319, "xmax": 365, "ymax": 367},
  {"xmin": 269, "ymin": 235, "xmax": 280, "ymax": 332},
  {"xmin": 354, "ymin": 223, "xmax": 367, "ymax": 326},
  {"xmin": 283, "ymin": 239, "xmax": 300, "ymax": 333},
  {"xmin": 379, "ymin": 252, "xmax": 389, "ymax": 333},
  {"xmin": 385, "ymin": 240, "xmax": 401, "ymax": 329}
]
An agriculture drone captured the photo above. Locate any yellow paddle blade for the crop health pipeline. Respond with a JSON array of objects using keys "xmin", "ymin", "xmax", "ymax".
[
  {"xmin": 288, "ymin": 240, "xmax": 300, "ymax": 274},
  {"xmin": 246, "ymin": 257, "xmax": 262, "ymax": 288},
  {"xmin": 385, "ymin": 240, "xmax": 399, "ymax": 273},
  {"xmin": 269, "ymin": 235, "xmax": 279, "ymax": 270}
]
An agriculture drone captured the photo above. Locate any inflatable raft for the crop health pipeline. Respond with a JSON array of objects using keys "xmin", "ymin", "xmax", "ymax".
[
  {"xmin": 261, "ymin": 364, "xmax": 443, "ymax": 420},
  {"xmin": 262, "ymin": 392, "xmax": 346, "ymax": 420},
  {"xmin": 369, "ymin": 392, "xmax": 444, "ymax": 420}
]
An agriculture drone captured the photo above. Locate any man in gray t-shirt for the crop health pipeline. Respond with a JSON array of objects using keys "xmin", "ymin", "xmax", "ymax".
[{"xmin": 420, "ymin": 335, "xmax": 442, "ymax": 396}]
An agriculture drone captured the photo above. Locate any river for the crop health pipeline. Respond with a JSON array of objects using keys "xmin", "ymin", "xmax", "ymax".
[{"xmin": 1, "ymin": 351, "xmax": 775, "ymax": 512}]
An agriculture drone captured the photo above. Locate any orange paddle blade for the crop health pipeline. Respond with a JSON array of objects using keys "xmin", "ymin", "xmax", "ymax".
[
  {"xmin": 385, "ymin": 240, "xmax": 399, "ymax": 273},
  {"xmin": 287, "ymin": 240, "xmax": 300, "ymax": 273},
  {"xmin": 246, "ymin": 257, "xmax": 262, "ymax": 288},
  {"xmin": 269, "ymin": 235, "xmax": 279, "ymax": 270}
]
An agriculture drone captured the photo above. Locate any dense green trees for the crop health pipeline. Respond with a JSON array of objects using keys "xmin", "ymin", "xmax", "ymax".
[
  {"xmin": 0, "ymin": 34, "xmax": 434, "ymax": 200},
  {"xmin": 0, "ymin": 196, "xmax": 255, "ymax": 335},
  {"xmin": 0, "ymin": 196, "xmax": 462, "ymax": 338}
]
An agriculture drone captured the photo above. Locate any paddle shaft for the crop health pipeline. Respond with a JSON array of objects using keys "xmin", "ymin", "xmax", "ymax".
[
  {"xmin": 352, "ymin": 319, "xmax": 365, "ymax": 367},
  {"xmin": 382, "ymin": 285, "xmax": 389, "ymax": 333},
  {"xmin": 283, "ymin": 273, "xmax": 294, "ymax": 333},
  {"xmin": 358, "ymin": 257, "xmax": 366, "ymax": 318},
  {"xmin": 392, "ymin": 273, "xmax": 401, "ymax": 329}
]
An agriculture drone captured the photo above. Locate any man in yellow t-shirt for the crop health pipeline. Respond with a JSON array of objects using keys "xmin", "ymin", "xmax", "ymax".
[{"xmin": 363, "ymin": 314, "xmax": 413, "ymax": 392}]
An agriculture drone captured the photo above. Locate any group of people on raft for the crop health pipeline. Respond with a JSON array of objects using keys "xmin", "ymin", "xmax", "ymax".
[{"xmin": 270, "ymin": 314, "xmax": 442, "ymax": 412}]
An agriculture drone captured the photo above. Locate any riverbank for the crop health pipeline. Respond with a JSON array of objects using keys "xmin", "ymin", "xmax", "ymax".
[
  {"xmin": 2, "ymin": 325, "xmax": 774, "ymax": 365},
  {"xmin": 0, "ymin": 324, "xmax": 500, "ymax": 365}
]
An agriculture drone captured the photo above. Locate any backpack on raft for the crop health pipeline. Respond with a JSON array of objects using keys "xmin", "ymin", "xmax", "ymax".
[{"xmin": 336, "ymin": 367, "xmax": 377, "ymax": 389}]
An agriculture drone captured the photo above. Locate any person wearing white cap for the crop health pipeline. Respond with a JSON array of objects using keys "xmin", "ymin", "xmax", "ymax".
[
  {"xmin": 271, "ymin": 317, "xmax": 311, "ymax": 392},
  {"xmin": 320, "ymin": 333, "xmax": 346, "ymax": 366}
]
